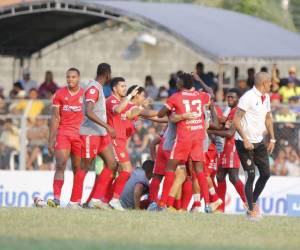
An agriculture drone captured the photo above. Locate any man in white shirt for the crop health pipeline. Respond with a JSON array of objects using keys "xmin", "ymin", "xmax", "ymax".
[{"xmin": 233, "ymin": 72, "xmax": 275, "ymax": 220}]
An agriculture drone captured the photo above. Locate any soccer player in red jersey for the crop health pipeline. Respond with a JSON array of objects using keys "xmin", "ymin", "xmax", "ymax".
[
  {"xmin": 157, "ymin": 73, "xmax": 214, "ymax": 212},
  {"xmin": 68, "ymin": 63, "xmax": 118, "ymax": 209},
  {"xmin": 105, "ymin": 79, "xmax": 158, "ymax": 209},
  {"xmin": 208, "ymin": 88, "xmax": 246, "ymax": 212},
  {"xmin": 43, "ymin": 68, "xmax": 83, "ymax": 208}
]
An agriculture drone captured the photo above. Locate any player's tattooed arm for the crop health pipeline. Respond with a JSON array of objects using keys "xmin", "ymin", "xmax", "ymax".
[
  {"xmin": 48, "ymin": 106, "xmax": 60, "ymax": 155},
  {"xmin": 158, "ymin": 106, "xmax": 170, "ymax": 118},
  {"xmin": 233, "ymin": 108, "xmax": 254, "ymax": 150},
  {"xmin": 169, "ymin": 113, "xmax": 196, "ymax": 123},
  {"xmin": 86, "ymin": 102, "xmax": 116, "ymax": 138},
  {"xmin": 208, "ymin": 123, "xmax": 236, "ymax": 138},
  {"xmin": 134, "ymin": 183, "xmax": 145, "ymax": 210},
  {"xmin": 140, "ymin": 108, "xmax": 159, "ymax": 118}
]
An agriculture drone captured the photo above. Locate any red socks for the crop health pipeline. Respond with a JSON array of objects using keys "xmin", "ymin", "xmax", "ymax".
[
  {"xmin": 167, "ymin": 196, "xmax": 175, "ymax": 207},
  {"xmin": 197, "ymin": 172, "xmax": 210, "ymax": 204},
  {"xmin": 92, "ymin": 167, "xmax": 114, "ymax": 200},
  {"xmin": 149, "ymin": 177, "xmax": 161, "ymax": 202},
  {"xmin": 53, "ymin": 179, "xmax": 64, "ymax": 200},
  {"xmin": 234, "ymin": 180, "xmax": 246, "ymax": 203},
  {"xmin": 174, "ymin": 199, "xmax": 182, "ymax": 210},
  {"xmin": 113, "ymin": 171, "xmax": 131, "ymax": 199},
  {"xmin": 181, "ymin": 179, "xmax": 193, "ymax": 210},
  {"xmin": 103, "ymin": 178, "xmax": 115, "ymax": 203},
  {"xmin": 159, "ymin": 171, "xmax": 175, "ymax": 207},
  {"xmin": 70, "ymin": 169, "xmax": 87, "ymax": 203},
  {"xmin": 217, "ymin": 180, "xmax": 226, "ymax": 212}
]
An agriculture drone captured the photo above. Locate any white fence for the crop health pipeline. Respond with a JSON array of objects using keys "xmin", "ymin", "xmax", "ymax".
[{"xmin": 0, "ymin": 171, "xmax": 300, "ymax": 216}]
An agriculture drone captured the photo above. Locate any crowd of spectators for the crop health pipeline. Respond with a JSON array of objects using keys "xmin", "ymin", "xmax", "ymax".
[{"xmin": 0, "ymin": 63, "xmax": 300, "ymax": 176}]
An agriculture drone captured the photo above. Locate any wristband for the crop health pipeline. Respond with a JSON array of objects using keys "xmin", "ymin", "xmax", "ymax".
[{"xmin": 270, "ymin": 139, "xmax": 276, "ymax": 143}]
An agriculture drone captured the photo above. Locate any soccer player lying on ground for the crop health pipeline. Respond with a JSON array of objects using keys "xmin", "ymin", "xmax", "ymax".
[
  {"xmin": 208, "ymin": 88, "xmax": 247, "ymax": 213},
  {"xmin": 119, "ymin": 160, "xmax": 154, "ymax": 210},
  {"xmin": 34, "ymin": 68, "xmax": 84, "ymax": 208},
  {"xmin": 68, "ymin": 63, "xmax": 118, "ymax": 209},
  {"xmin": 157, "ymin": 73, "xmax": 214, "ymax": 212}
]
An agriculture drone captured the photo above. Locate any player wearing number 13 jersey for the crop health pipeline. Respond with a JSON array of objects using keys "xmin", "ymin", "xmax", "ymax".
[{"xmin": 157, "ymin": 73, "xmax": 212, "ymax": 212}]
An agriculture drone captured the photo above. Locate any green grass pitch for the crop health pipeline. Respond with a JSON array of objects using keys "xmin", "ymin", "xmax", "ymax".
[{"xmin": 0, "ymin": 208, "xmax": 299, "ymax": 250}]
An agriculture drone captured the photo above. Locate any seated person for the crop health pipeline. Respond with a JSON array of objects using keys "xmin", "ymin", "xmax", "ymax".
[{"xmin": 120, "ymin": 160, "xmax": 154, "ymax": 210}]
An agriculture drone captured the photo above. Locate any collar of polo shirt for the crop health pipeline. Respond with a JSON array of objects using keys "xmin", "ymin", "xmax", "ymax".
[{"xmin": 252, "ymin": 86, "xmax": 263, "ymax": 97}]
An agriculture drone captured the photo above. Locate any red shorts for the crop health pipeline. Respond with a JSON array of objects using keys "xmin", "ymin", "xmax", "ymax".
[
  {"xmin": 55, "ymin": 134, "xmax": 82, "ymax": 157},
  {"xmin": 80, "ymin": 135, "xmax": 111, "ymax": 159},
  {"xmin": 112, "ymin": 138, "xmax": 129, "ymax": 163},
  {"xmin": 204, "ymin": 143, "xmax": 218, "ymax": 177},
  {"xmin": 220, "ymin": 148, "xmax": 240, "ymax": 168},
  {"xmin": 170, "ymin": 138, "xmax": 204, "ymax": 162},
  {"xmin": 153, "ymin": 143, "xmax": 171, "ymax": 175}
]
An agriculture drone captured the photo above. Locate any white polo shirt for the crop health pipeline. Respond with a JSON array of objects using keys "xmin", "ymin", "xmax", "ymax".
[{"xmin": 235, "ymin": 87, "xmax": 271, "ymax": 143}]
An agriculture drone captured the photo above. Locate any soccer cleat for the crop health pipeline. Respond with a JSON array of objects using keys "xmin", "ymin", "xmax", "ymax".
[
  {"xmin": 253, "ymin": 203, "xmax": 263, "ymax": 218},
  {"xmin": 33, "ymin": 197, "xmax": 47, "ymax": 208},
  {"xmin": 191, "ymin": 206, "xmax": 203, "ymax": 213},
  {"xmin": 109, "ymin": 198, "xmax": 125, "ymax": 211},
  {"xmin": 147, "ymin": 202, "xmax": 159, "ymax": 211},
  {"xmin": 204, "ymin": 205, "xmax": 213, "ymax": 213},
  {"xmin": 88, "ymin": 199, "xmax": 111, "ymax": 210},
  {"xmin": 66, "ymin": 202, "xmax": 82, "ymax": 209},
  {"xmin": 246, "ymin": 210, "xmax": 260, "ymax": 221},
  {"xmin": 47, "ymin": 198, "xmax": 60, "ymax": 208},
  {"xmin": 210, "ymin": 198, "xmax": 223, "ymax": 212}
]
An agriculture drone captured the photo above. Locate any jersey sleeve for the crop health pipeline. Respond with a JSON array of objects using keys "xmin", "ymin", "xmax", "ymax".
[
  {"xmin": 202, "ymin": 92, "xmax": 211, "ymax": 105},
  {"xmin": 165, "ymin": 94, "xmax": 177, "ymax": 110},
  {"xmin": 85, "ymin": 86, "xmax": 99, "ymax": 103},
  {"xmin": 237, "ymin": 93, "xmax": 250, "ymax": 112},
  {"xmin": 106, "ymin": 98, "xmax": 117, "ymax": 114},
  {"xmin": 52, "ymin": 91, "xmax": 61, "ymax": 107}
]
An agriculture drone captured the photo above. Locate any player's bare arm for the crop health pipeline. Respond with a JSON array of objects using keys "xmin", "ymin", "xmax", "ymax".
[
  {"xmin": 48, "ymin": 106, "xmax": 60, "ymax": 155},
  {"xmin": 133, "ymin": 183, "xmax": 145, "ymax": 209},
  {"xmin": 208, "ymin": 102, "xmax": 220, "ymax": 129},
  {"xmin": 157, "ymin": 106, "xmax": 170, "ymax": 118},
  {"xmin": 265, "ymin": 112, "xmax": 276, "ymax": 154},
  {"xmin": 192, "ymin": 72, "xmax": 215, "ymax": 98},
  {"xmin": 169, "ymin": 112, "xmax": 197, "ymax": 123},
  {"xmin": 146, "ymin": 116, "xmax": 168, "ymax": 123},
  {"xmin": 233, "ymin": 108, "xmax": 254, "ymax": 150},
  {"xmin": 208, "ymin": 123, "xmax": 236, "ymax": 138},
  {"xmin": 114, "ymin": 86, "xmax": 139, "ymax": 114},
  {"xmin": 86, "ymin": 101, "xmax": 116, "ymax": 138},
  {"xmin": 149, "ymin": 136, "xmax": 161, "ymax": 160}
]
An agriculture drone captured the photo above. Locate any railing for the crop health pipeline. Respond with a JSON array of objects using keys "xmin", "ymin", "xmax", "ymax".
[{"xmin": 0, "ymin": 99, "xmax": 300, "ymax": 176}]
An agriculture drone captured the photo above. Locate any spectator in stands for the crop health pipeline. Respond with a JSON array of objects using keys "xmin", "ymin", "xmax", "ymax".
[
  {"xmin": 26, "ymin": 117, "xmax": 49, "ymax": 170},
  {"xmin": 38, "ymin": 71, "xmax": 58, "ymax": 99},
  {"xmin": 278, "ymin": 78, "xmax": 300, "ymax": 103},
  {"xmin": 271, "ymin": 149, "xmax": 286, "ymax": 176},
  {"xmin": 0, "ymin": 95, "xmax": 8, "ymax": 115},
  {"xmin": 237, "ymin": 79, "xmax": 249, "ymax": 94},
  {"xmin": 287, "ymin": 66, "xmax": 300, "ymax": 86},
  {"xmin": 246, "ymin": 67, "xmax": 255, "ymax": 88},
  {"xmin": 0, "ymin": 119, "xmax": 20, "ymax": 169},
  {"xmin": 281, "ymin": 147, "xmax": 300, "ymax": 176},
  {"xmin": 11, "ymin": 88, "xmax": 45, "ymax": 120},
  {"xmin": 144, "ymin": 75, "xmax": 158, "ymax": 100},
  {"xmin": 194, "ymin": 62, "xmax": 215, "ymax": 90},
  {"xmin": 128, "ymin": 121, "xmax": 151, "ymax": 167},
  {"xmin": 19, "ymin": 69, "xmax": 37, "ymax": 95},
  {"xmin": 168, "ymin": 73, "xmax": 177, "ymax": 96},
  {"xmin": 0, "ymin": 87, "xmax": 4, "ymax": 98},
  {"xmin": 288, "ymin": 96, "xmax": 300, "ymax": 117},
  {"xmin": 260, "ymin": 66, "xmax": 268, "ymax": 72},
  {"xmin": 157, "ymin": 86, "xmax": 168, "ymax": 102},
  {"xmin": 270, "ymin": 79, "xmax": 281, "ymax": 108},
  {"xmin": 9, "ymin": 81, "xmax": 24, "ymax": 99}
]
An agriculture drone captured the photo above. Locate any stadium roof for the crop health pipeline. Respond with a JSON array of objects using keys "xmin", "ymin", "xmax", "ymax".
[{"xmin": 1, "ymin": 0, "xmax": 300, "ymax": 62}]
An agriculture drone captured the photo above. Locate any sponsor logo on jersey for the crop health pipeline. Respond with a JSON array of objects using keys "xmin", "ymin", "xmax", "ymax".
[{"xmin": 63, "ymin": 105, "xmax": 82, "ymax": 112}]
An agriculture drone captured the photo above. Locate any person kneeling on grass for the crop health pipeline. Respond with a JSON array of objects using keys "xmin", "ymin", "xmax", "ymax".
[{"xmin": 120, "ymin": 160, "xmax": 154, "ymax": 210}]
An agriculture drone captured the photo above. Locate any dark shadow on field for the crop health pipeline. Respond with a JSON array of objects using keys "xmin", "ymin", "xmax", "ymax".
[{"xmin": 0, "ymin": 236, "xmax": 280, "ymax": 250}]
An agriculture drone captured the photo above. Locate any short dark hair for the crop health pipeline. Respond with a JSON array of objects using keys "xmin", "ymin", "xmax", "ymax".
[
  {"xmin": 96, "ymin": 63, "xmax": 111, "ymax": 77},
  {"xmin": 142, "ymin": 160, "xmax": 154, "ymax": 173},
  {"xmin": 13, "ymin": 81, "xmax": 23, "ymax": 90},
  {"xmin": 127, "ymin": 85, "xmax": 145, "ymax": 97},
  {"xmin": 228, "ymin": 88, "xmax": 242, "ymax": 98},
  {"xmin": 180, "ymin": 73, "xmax": 194, "ymax": 90},
  {"xmin": 67, "ymin": 67, "xmax": 80, "ymax": 75},
  {"xmin": 110, "ymin": 77, "xmax": 125, "ymax": 91},
  {"xmin": 196, "ymin": 62, "xmax": 204, "ymax": 70}
]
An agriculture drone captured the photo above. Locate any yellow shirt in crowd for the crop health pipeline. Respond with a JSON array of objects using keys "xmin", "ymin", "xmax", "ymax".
[
  {"xmin": 15, "ymin": 100, "xmax": 45, "ymax": 119},
  {"xmin": 278, "ymin": 86, "xmax": 300, "ymax": 103}
]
